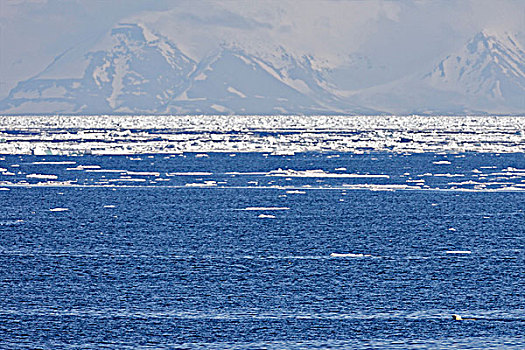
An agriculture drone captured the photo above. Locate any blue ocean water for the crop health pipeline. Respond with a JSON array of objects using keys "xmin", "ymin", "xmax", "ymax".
[{"xmin": 0, "ymin": 153, "xmax": 524, "ymax": 349}]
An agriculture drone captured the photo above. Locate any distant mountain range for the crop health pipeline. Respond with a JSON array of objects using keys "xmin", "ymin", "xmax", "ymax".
[{"xmin": 1, "ymin": 24, "xmax": 523, "ymax": 115}]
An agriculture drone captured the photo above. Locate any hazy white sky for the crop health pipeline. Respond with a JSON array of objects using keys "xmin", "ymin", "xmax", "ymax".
[{"xmin": 1, "ymin": 0, "xmax": 524, "ymax": 98}]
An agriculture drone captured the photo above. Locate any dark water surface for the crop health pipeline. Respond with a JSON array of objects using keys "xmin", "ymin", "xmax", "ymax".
[{"xmin": 0, "ymin": 153, "xmax": 524, "ymax": 349}]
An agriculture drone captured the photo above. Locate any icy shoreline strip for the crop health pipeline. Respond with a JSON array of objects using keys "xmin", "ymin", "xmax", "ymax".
[{"xmin": 0, "ymin": 115, "xmax": 523, "ymax": 155}]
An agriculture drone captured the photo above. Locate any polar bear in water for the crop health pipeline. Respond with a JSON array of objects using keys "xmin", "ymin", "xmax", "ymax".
[{"xmin": 452, "ymin": 314, "xmax": 477, "ymax": 321}]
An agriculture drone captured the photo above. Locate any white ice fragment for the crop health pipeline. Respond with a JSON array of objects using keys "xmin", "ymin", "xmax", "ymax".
[
  {"xmin": 286, "ymin": 190, "xmax": 306, "ymax": 194},
  {"xmin": 448, "ymin": 228, "xmax": 457, "ymax": 231},
  {"xmin": 67, "ymin": 165, "xmax": 101, "ymax": 171},
  {"xmin": 185, "ymin": 181, "xmax": 217, "ymax": 187},
  {"xmin": 433, "ymin": 161, "xmax": 452, "ymax": 165},
  {"xmin": 26, "ymin": 174, "xmax": 58, "ymax": 179},
  {"xmin": 124, "ymin": 171, "xmax": 160, "ymax": 176},
  {"xmin": 330, "ymin": 253, "xmax": 372, "ymax": 258},
  {"xmin": 258, "ymin": 214, "xmax": 276, "ymax": 219},
  {"xmin": 50, "ymin": 208, "xmax": 69, "ymax": 212},
  {"xmin": 0, "ymin": 188, "xmax": 10, "ymax": 191},
  {"xmin": 268, "ymin": 169, "xmax": 388, "ymax": 178},
  {"xmin": 446, "ymin": 250, "xmax": 471, "ymax": 254},
  {"xmin": 103, "ymin": 205, "xmax": 116, "ymax": 208},
  {"xmin": 195, "ymin": 154, "xmax": 209, "ymax": 158}
]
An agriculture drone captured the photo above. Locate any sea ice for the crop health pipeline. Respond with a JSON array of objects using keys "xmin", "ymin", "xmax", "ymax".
[
  {"xmin": 330, "ymin": 253, "xmax": 372, "ymax": 258},
  {"xmin": 50, "ymin": 208, "xmax": 69, "ymax": 212},
  {"xmin": 26, "ymin": 174, "xmax": 58, "ymax": 179},
  {"xmin": 258, "ymin": 214, "xmax": 276, "ymax": 219}
]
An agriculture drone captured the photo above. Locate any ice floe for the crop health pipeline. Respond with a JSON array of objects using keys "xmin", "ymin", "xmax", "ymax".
[
  {"xmin": 330, "ymin": 253, "xmax": 373, "ymax": 258},
  {"xmin": 258, "ymin": 214, "xmax": 276, "ymax": 219},
  {"xmin": 185, "ymin": 181, "xmax": 217, "ymax": 187},
  {"xmin": 26, "ymin": 174, "xmax": 58, "ymax": 179},
  {"xmin": 49, "ymin": 208, "xmax": 69, "ymax": 212},
  {"xmin": 267, "ymin": 169, "xmax": 389, "ymax": 178},
  {"xmin": 67, "ymin": 165, "xmax": 101, "ymax": 170}
]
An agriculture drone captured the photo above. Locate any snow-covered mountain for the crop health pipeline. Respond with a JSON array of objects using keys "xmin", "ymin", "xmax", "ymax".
[
  {"xmin": 351, "ymin": 31, "xmax": 525, "ymax": 115},
  {"xmin": 0, "ymin": 23, "xmax": 372, "ymax": 115},
  {"xmin": 424, "ymin": 31, "xmax": 525, "ymax": 111},
  {"xmin": 0, "ymin": 24, "xmax": 523, "ymax": 115}
]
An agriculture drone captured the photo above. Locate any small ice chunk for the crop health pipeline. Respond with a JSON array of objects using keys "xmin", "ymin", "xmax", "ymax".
[
  {"xmin": 185, "ymin": 181, "xmax": 217, "ymax": 187},
  {"xmin": 103, "ymin": 205, "xmax": 116, "ymax": 208},
  {"xmin": 125, "ymin": 171, "xmax": 160, "ymax": 176},
  {"xmin": 67, "ymin": 165, "xmax": 101, "ymax": 170},
  {"xmin": 433, "ymin": 161, "xmax": 451, "ymax": 165},
  {"xmin": 330, "ymin": 253, "xmax": 372, "ymax": 258},
  {"xmin": 446, "ymin": 250, "xmax": 471, "ymax": 254},
  {"xmin": 258, "ymin": 214, "xmax": 276, "ymax": 219},
  {"xmin": 0, "ymin": 188, "xmax": 10, "ymax": 191},
  {"xmin": 448, "ymin": 228, "xmax": 457, "ymax": 231},
  {"xmin": 286, "ymin": 190, "xmax": 306, "ymax": 194},
  {"xmin": 50, "ymin": 208, "xmax": 69, "ymax": 212},
  {"xmin": 27, "ymin": 174, "xmax": 58, "ymax": 179}
]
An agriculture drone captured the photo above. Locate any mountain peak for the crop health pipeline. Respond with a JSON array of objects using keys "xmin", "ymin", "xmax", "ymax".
[{"xmin": 425, "ymin": 31, "xmax": 525, "ymax": 108}]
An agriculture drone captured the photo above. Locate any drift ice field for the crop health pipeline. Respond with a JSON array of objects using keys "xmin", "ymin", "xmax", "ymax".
[{"xmin": 0, "ymin": 115, "xmax": 524, "ymax": 349}]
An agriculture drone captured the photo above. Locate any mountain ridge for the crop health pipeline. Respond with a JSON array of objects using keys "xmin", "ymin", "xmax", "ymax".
[{"xmin": 1, "ymin": 24, "xmax": 523, "ymax": 115}]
